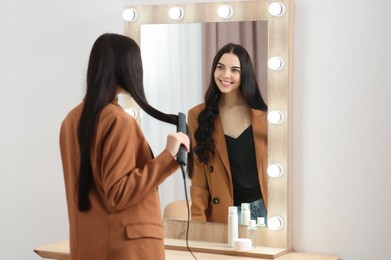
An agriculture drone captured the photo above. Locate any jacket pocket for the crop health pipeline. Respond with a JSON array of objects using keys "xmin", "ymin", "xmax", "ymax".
[{"xmin": 125, "ymin": 223, "xmax": 164, "ymax": 240}]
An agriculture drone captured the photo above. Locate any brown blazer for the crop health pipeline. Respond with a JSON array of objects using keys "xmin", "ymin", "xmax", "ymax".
[
  {"xmin": 60, "ymin": 101, "xmax": 178, "ymax": 260},
  {"xmin": 188, "ymin": 103, "xmax": 268, "ymax": 223}
]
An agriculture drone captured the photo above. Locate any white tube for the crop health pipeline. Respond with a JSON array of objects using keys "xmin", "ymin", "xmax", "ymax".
[
  {"xmin": 228, "ymin": 206, "xmax": 238, "ymax": 247},
  {"xmin": 241, "ymin": 203, "xmax": 251, "ymax": 225}
]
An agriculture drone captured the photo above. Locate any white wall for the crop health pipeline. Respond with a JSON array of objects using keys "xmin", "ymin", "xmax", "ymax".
[
  {"xmin": 0, "ymin": 1, "xmax": 124, "ymax": 259},
  {"xmin": 0, "ymin": 0, "xmax": 390, "ymax": 259},
  {"xmin": 292, "ymin": 0, "xmax": 391, "ymax": 259}
]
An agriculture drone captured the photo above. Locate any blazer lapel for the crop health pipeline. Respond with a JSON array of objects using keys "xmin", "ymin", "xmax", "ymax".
[
  {"xmin": 251, "ymin": 109, "xmax": 267, "ymax": 156},
  {"xmin": 212, "ymin": 114, "xmax": 232, "ymax": 179},
  {"xmin": 250, "ymin": 109, "xmax": 268, "ymax": 199}
]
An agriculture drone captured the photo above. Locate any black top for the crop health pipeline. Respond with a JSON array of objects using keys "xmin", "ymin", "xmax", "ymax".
[{"xmin": 225, "ymin": 125, "xmax": 262, "ymax": 206}]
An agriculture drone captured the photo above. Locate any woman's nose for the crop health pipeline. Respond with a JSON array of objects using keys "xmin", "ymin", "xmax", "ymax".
[{"xmin": 222, "ymin": 69, "xmax": 231, "ymax": 77}]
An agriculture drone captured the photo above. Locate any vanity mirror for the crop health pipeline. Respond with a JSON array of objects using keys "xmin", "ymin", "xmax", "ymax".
[{"xmin": 123, "ymin": 0, "xmax": 293, "ymax": 256}]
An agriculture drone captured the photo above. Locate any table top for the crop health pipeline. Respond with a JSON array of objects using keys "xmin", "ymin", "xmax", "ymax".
[{"xmin": 34, "ymin": 240, "xmax": 340, "ymax": 260}]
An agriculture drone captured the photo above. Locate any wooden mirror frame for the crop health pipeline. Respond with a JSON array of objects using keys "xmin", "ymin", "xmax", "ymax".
[{"xmin": 123, "ymin": 0, "xmax": 293, "ymax": 255}]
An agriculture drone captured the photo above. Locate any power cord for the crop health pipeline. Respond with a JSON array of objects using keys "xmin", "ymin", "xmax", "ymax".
[{"xmin": 180, "ymin": 164, "xmax": 197, "ymax": 260}]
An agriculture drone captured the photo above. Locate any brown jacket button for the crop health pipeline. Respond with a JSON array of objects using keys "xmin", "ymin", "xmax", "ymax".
[
  {"xmin": 212, "ymin": 197, "xmax": 220, "ymax": 205},
  {"xmin": 209, "ymin": 165, "xmax": 214, "ymax": 173}
]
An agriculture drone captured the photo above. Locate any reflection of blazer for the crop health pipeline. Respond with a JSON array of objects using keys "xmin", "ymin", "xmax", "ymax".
[
  {"xmin": 188, "ymin": 103, "xmax": 268, "ymax": 223},
  {"xmin": 60, "ymin": 101, "xmax": 178, "ymax": 260}
]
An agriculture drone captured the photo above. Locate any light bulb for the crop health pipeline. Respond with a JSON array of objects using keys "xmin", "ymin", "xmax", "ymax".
[
  {"xmin": 268, "ymin": 110, "xmax": 284, "ymax": 124},
  {"xmin": 125, "ymin": 107, "xmax": 139, "ymax": 119},
  {"xmin": 168, "ymin": 7, "xmax": 184, "ymax": 20},
  {"xmin": 268, "ymin": 56, "xmax": 285, "ymax": 71},
  {"xmin": 122, "ymin": 8, "xmax": 138, "ymax": 22},
  {"xmin": 268, "ymin": 2, "xmax": 286, "ymax": 17},
  {"xmin": 217, "ymin": 5, "xmax": 233, "ymax": 19},
  {"xmin": 267, "ymin": 163, "xmax": 284, "ymax": 178},
  {"xmin": 268, "ymin": 216, "xmax": 284, "ymax": 231}
]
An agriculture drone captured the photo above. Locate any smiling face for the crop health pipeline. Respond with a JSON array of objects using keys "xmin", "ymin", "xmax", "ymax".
[{"xmin": 214, "ymin": 53, "xmax": 241, "ymax": 94}]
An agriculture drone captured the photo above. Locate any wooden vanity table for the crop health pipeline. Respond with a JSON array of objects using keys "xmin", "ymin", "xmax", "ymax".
[
  {"xmin": 34, "ymin": 220, "xmax": 339, "ymax": 260},
  {"xmin": 33, "ymin": 240, "xmax": 340, "ymax": 260}
]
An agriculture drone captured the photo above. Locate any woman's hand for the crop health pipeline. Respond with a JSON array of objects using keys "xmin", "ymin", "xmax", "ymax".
[{"xmin": 165, "ymin": 132, "xmax": 190, "ymax": 158}]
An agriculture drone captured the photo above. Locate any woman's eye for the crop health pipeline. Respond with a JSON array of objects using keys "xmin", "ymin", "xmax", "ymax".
[{"xmin": 216, "ymin": 65, "xmax": 224, "ymax": 70}]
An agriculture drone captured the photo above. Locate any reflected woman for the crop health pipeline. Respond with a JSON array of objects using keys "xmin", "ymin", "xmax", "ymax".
[{"xmin": 188, "ymin": 43, "xmax": 268, "ymax": 224}]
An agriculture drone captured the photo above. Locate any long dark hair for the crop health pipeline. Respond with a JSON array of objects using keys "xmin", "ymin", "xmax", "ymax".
[
  {"xmin": 192, "ymin": 43, "xmax": 267, "ymax": 173},
  {"xmin": 77, "ymin": 33, "xmax": 185, "ymax": 211}
]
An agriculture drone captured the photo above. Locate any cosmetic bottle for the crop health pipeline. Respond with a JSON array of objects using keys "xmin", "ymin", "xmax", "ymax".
[
  {"xmin": 257, "ymin": 217, "xmax": 267, "ymax": 228},
  {"xmin": 247, "ymin": 219, "xmax": 258, "ymax": 248},
  {"xmin": 228, "ymin": 206, "xmax": 238, "ymax": 247},
  {"xmin": 240, "ymin": 203, "xmax": 251, "ymax": 225}
]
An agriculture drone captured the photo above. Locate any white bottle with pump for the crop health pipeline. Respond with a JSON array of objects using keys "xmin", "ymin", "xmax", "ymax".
[
  {"xmin": 228, "ymin": 206, "xmax": 238, "ymax": 247},
  {"xmin": 240, "ymin": 203, "xmax": 251, "ymax": 225}
]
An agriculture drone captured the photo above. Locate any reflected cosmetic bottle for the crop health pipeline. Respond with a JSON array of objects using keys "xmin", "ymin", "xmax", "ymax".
[
  {"xmin": 228, "ymin": 206, "xmax": 238, "ymax": 247},
  {"xmin": 240, "ymin": 203, "xmax": 251, "ymax": 225},
  {"xmin": 257, "ymin": 217, "xmax": 267, "ymax": 228},
  {"xmin": 247, "ymin": 219, "xmax": 258, "ymax": 248}
]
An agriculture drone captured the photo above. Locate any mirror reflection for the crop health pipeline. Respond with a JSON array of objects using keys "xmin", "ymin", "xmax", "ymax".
[
  {"xmin": 188, "ymin": 42, "xmax": 268, "ymax": 225},
  {"xmin": 140, "ymin": 22, "xmax": 268, "ymax": 224}
]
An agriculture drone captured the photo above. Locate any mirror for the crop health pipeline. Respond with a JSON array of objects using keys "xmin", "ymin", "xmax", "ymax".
[
  {"xmin": 138, "ymin": 21, "xmax": 269, "ymax": 215},
  {"xmin": 123, "ymin": 0, "xmax": 293, "ymax": 255}
]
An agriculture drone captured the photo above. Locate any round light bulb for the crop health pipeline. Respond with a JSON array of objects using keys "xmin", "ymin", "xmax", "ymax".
[
  {"xmin": 268, "ymin": 216, "xmax": 284, "ymax": 231},
  {"xmin": 217, "ymin": 5, "xmax": 233, "ymax": 19},
  {"xmin": 268, "ymin": 110, "xmax": 284, "ymax": 124},
  {"xmin": 168, "ymin": 7, "xmax": 184, "ymax": 20},
  {"xmin": 125, "ymin": 107, "xmax": 139, "ymax": 119},
  {"xmin": 268, "ymin": 56, "xmax": 285, "ymax": 71},
  {"xmin": 268, "ymin": 2, "xmax": 286, "ymax": 17},
  {"xmin": 267, "ymin": 163, "xmax": 284, "ymax": 178},
  {"xmin": 122, "ymin": 8, "xmax": 138, "ymax": 22}
]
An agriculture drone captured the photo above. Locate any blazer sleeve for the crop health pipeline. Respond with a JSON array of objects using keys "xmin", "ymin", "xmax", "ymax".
[
  {"xmin": 93, "ymin": 109, "xmax": 179, "ymax": 212},
  {"xmin": 188, "ymin": 107, "xmax": 210, "ymax": 222}
]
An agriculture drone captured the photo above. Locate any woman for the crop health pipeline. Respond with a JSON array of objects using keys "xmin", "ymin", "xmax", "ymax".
[
  {"xmin": 59, "ymin": 33, "xmax": 189, "ymax": 260},
  {"xmin": 188, "ymin": 43, "xmax": 267, "ymax": 224}
]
